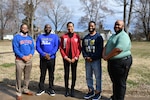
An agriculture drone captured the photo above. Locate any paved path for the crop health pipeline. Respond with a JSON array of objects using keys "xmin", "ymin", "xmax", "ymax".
[{"xmin": 0, "ymin": 82, "xmax": 150, "ymax": 100}]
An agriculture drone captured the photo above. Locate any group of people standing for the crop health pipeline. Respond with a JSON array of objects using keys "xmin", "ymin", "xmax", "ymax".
[{"xmin": 12, "ymin": 20, "xmax": 132, "ymax": 100}]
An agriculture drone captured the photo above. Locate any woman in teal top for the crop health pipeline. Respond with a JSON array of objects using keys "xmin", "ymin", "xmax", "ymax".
[{"xmin": 102, "ymin": 20, "xmax": 132, "ymax": 100}]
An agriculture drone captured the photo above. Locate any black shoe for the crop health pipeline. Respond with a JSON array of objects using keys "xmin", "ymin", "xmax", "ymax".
[
  {"xmin": 65, "ymin": 90, "xmax": 69, "ymax": 97},
  {"xmin": 84, "ymin": 90, "xmax": 95, "ymax": 99},
  {"xmin": 36, "ymin": 90, "xmax": 45, "ymax": 96},
  {"xmin": 46, "ymin": 89, "xmax": 55, "ymax": 96},
  {"xmin": 70, "ymin": 89, "xmax": 74, "ymax": 97}
]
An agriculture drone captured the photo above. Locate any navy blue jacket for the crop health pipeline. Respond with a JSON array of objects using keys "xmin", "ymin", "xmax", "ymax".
[{"xmin": 82, "ymin": 33, "xmax": 103, "ymax": 60}]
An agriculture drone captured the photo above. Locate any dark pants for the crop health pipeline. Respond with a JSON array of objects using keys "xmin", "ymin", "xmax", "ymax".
[
  {"xmin": 63, "ymin": 59, "xmax": 78, "ymax": 90},
  {"xmin": 108, "ymin": 55, "xmax": 132, "ymax": 100},
  {"xmin": 39, "ymin": 58, "xmax": 55, "ymax": 90}
]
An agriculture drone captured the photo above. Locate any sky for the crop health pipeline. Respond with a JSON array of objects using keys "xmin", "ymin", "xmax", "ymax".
[
  {"xmin": 62, "ymin": 0, "xmax": 123, "ymax": 33},
  {"xmin": 34, "ymin": 0, "xmax": 124, "ymax": 33}
]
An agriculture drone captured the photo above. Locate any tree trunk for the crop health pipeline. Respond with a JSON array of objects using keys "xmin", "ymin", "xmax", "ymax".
[
  {"xmin": 148, "ymin": 0, "xmax": 150, "ymax": 41},
  {"xmin": 123, "ymin": 0, "xmax": 127, "ymax": 31},
  {"xmin": 0, "ymin": 29, "xmax": 3, "ymax": 40},
  {"xmin": 31, "ymin": 12, "xmax": 34, "ymax": 38},
  {"xmin": 126, "ymin": 0, "xmax": 133, "ymax": 34}
]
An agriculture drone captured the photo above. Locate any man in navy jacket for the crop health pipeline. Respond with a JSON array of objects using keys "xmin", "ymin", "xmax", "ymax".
[{"xmin": 82, "ymin": 21, "xmax": 103, "ymax": 100}]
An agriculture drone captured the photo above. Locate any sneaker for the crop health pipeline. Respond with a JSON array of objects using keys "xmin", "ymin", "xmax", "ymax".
[
  {"xmin": 84, "ymin": 91, "xmax": 95, "ymax": 99},
  {"xmin": 92, "ymin": 93, "xmax": 101, "ymax": 100},
  {"xmin": 36, "ymin": 90, "xmax": 45, "ymax": 96},
  {"xmin": 46, "ymin": 89, "xmax": 56, "ymax": 96}
]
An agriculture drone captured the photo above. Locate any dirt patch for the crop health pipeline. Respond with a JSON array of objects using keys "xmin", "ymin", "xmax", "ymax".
[{"xmin": 0, "ymin": 82, "xmax": 150, "ymax": 100}]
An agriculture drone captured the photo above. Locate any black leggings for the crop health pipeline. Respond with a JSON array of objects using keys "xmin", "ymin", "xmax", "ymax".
[{"xmin": 63, "ymin": 59, "xmax": 78, "ymax": 89}]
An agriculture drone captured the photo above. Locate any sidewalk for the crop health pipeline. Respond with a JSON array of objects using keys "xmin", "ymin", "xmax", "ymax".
[{"xmin": 0, "ymin": 82, "xmax": 150, "ymax": 100}]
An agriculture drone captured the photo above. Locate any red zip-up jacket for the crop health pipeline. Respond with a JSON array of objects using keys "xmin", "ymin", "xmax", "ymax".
[{"xmin": 60, "ymin": 33, "xmax": 81, "ymax": 60}]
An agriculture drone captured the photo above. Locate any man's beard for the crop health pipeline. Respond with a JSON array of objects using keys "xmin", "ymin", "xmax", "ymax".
[
  {"xmin": 21, "ymin": 30, "xmax": 28, "ymax": 35},
  {"xmin": 88, "ymin": 28, "xmax": 95, "ymax": 33},
  {"xmin": 115, "ymin": 28, "xmax": 122, "ymax": 34},
  {"xmin": 45, "ymin": 30, "xmax": 51, "ymax": 35}
]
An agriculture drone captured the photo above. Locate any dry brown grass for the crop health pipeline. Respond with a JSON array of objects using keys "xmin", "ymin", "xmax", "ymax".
[{"xmin": 0, "ymin": 40, "xmax": 150, "ymax": 97}]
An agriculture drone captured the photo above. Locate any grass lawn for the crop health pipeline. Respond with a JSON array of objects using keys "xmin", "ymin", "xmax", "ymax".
[{"xmin": 0, "ymin": 40, "xmax": 150, "ymax": 97}]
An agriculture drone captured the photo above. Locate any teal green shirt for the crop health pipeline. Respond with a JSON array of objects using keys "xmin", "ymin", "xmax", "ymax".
[{"xmin": 105, "ymin": 30, "xmax": 131, "ymax": 59}]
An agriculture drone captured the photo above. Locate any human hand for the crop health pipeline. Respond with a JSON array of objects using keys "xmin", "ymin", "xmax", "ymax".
[
  {"xmin": 65, "ymin": 57, "xmax": 72, "ymax": 63},
  {"xmin": 45, "ymin": 53, "xmax": 50, "ymax": 60},
  {"xmin": 85, "ymin": 57, "xmax": 92, "ymax": 62},
  {"xmin": 28, "ymin": 54, "xmax": 32, "ymax": 59},
  {"xmin": 71, "ymin": 58, "xmax": 76, "ymax": 63},
  {"xmin": 22, "ymin": 56, "xmax": 28, "ymax": 62},
  {"xmin": 103, "ymin": 55, "xmax": 108, "ymax": 61}
]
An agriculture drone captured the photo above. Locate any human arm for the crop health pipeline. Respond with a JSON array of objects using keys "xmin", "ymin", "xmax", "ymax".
[
  {"xmin": 59, "ymin": 36, "xmax": 72, "ymax": 63},
  {"xmin": 81, "ymin": 38, "xmax": 88, "ymax": 59},
  {"xmin": 48, "ymin": 35, "xmax": 60, "ymax": 57},
  {"xmin": 102, "ymin": 46, "xmax": 122, "ymax": 61},
  {"xmin": 71, "ymin": 35, "xmax": 81, "ymax": 63},
  {"xmin": 36, "ymin": 36, "xmax": 47, "ymax": 57},
  {"xmin": 12, "ymin": 36, "xmax": 25, "ymax": 58}
]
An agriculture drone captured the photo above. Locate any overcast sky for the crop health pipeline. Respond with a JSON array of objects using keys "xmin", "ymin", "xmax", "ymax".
[{"xmin": 63, "ymin": 0, "xmax": 123, "ymax": 32}]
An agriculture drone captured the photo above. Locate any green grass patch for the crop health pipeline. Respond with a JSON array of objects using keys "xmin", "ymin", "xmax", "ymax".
[
  {"xmin": 78, "ymin": 58, "xmax": 85, "ymax": 63},
  {"xmin": 0, "ymin": 63, "xmax": 15, "ymax": 68},
  {"xmin": 131, "ymin": 41, "xmax": 150, "ymax": 58},
  {"xmin": 127, "ymin": 79, "xmax": 138, "ymax": 87},
  {"xmin": 55, "ymin": 75, "xmax": 62, "ymax": 81},
  {"xmin": 57, "ymin": 67, "xmax": 63, "ymax": 70}
]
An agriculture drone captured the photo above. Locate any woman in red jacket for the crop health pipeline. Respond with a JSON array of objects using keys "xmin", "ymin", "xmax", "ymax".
[{"xmin": 60, "ymin": 22, "xmax": 81, "ymax": 97}]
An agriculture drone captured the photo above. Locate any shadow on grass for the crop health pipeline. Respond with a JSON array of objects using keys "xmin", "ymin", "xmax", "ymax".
[{"xmin": 0, "ymin": 78, "xmax": 109, "ymax": 100}]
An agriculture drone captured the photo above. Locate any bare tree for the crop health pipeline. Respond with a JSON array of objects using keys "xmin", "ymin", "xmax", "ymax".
[
  {"xmin": 126, "ymin": 0, "xmax": 133, "ymax": 33},
  {"xmin": 114, "ymin": 0, "xmax": 134, "ymax": 34},
  {"xmin": 22, "ymin": 0, "xmax": 42, "ymax": 38},
  {"xmin": 133, "ymin": 0, "xmax": 150, "ymax": 41},
  {"xmin": 0, "ymin": 0, "xmax": 17, "ymax": 40},
  {"xmin": 78, "ymin": 0, "xmax": 113, "ymax": 29},
  {"xmin": 123, "ymin": 0, "xmax": 134, "ymax": 33},
  {"xmin": 40, "ymin": 0, "xmax": 72, "ymax": 34}
]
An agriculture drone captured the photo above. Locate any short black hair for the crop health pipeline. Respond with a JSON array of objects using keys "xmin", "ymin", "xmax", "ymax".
[
  {"xmin": 44, "ymin": 24, "xmax": 51, "ymax": 29},
  {"xmin": 20, "ymin": 23, "xmax": 28, "ymax": 28},
  {"xmin": 67, "ymin": 22, "xmax": 74, "ymax": 27},
  {"xmin": 89, "ymin": 21, "xmax": 96, "ymax": 26},
  {"xmin": 20, "ymin": 23, "xmax": 28, "ymax": 31}
]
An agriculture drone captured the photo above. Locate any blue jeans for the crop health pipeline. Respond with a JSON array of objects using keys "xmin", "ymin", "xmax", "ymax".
[{"xmin": 85, "ymin": 60, "xmax": 102, "ymax": 92}]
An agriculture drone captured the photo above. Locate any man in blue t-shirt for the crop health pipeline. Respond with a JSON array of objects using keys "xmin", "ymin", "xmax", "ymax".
[
  {"xmin": 102, "ymin": 20, "xmax": 132, "ymax": 100},
  {"xmin": 36, "ymin": 24, "xmax": 59, "ymax": 96},
  {"xmin": 12, "ymin": 24, "xmax": 35, "ymax": 100}
]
